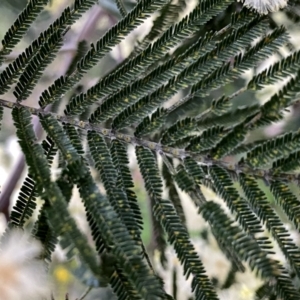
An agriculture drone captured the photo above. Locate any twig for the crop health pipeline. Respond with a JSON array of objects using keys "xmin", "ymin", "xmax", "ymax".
[
  {"xmin": 0, "ymin": 159, "xmax": 24, "ymax": 220},
  {"xmin": 0, "ymin": 97, "xmax": 297, "ymax": 186},
  {"xmin": 78, "ymin": 286, "xmax": 92, "ymax": 300}
]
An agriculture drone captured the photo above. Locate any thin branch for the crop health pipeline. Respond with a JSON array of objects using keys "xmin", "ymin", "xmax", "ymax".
[
  {"xmin": 0, "ymin": 97, "xmax": 297, "ymax": 185},
  {"xmin": 0, "ymin": 154, "xmax": 25, "ymax": 220},
  {"xmin": 78, "ymin": 286, "xmax": 92, "ymax": 300}
]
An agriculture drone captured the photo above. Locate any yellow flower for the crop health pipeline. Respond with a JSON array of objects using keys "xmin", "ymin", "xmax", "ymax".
[{"xmin": 54, "ymin": 266, "xmax": 72, "ymax": 284}]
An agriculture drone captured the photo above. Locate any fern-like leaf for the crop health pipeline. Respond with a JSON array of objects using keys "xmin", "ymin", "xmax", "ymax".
[
  {"xmin": 0, "ymin": 0, "xmax": 49, "ymax": 62},
  {"xmin": 65, "ymin": 0, "xmax": 234, "ymax": 117},
  {"xmin": 239, "ymin": 174, "xmax": 300, "ymax": 278},
  {"xmin": 136, "ymin": 145, "xmax": 218, "ymax": 299},
  {"xmin": 200, "ymin": 201, "xmax": 300, "ymax": 299},
  {"xmin": 0, "ymin": 0, "xmax": 97, "ymax": 96},
  {"xmin": 10, "ymin": 136, "xmax": 57, "ymax": 228},
  {"xmin": 38, "ymin": 114, "xmax": 164, "ymax": 298},
  {"xmin": 110, "ymin": 140, "xmax": 144, "ymax": 231},
  {"xmin": 39, "ymin": 0, "xmax": 171, "ymax": 108},
  {"xmin": 88, "ymin": 132, "xmax": 141, "ymax": 241},
  {"xmin": 12, "ymin": 106, "xmax": 103, "ymax": 285}
]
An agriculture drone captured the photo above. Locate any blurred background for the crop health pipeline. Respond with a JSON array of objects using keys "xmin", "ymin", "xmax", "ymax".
[{"xmin": 1, "ymin": 0, "xmax": 300, "ymax": 299}]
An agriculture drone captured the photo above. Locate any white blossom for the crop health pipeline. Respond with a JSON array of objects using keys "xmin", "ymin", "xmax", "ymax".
[
  {"xmin": 238, "ymin": 0, "xmax": 288, "ymax": 14},
  {"xmin": 0, "ymin": 229, "xmax": 50, "ymax": 300}
]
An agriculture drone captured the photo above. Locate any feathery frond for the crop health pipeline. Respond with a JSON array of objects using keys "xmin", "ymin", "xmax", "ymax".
[
  {"xmin": 0, "ymin": 0, "xmax": 49, "ymax": 62},
  {"xmin": 2, "ymin": 0, "xmax": 300, "ymax": 299}
]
